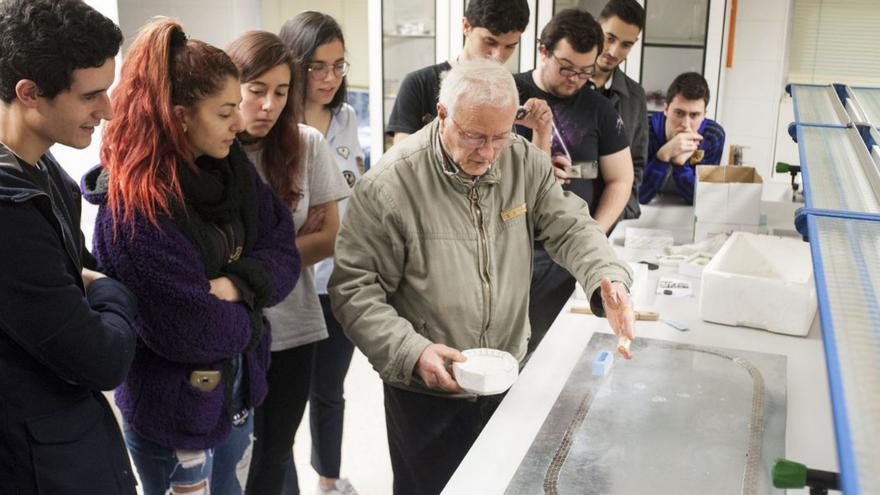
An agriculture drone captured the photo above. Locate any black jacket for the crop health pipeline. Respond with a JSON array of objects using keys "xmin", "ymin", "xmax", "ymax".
[
  {"xmin": 594, "ymin": 66, "xmax": 648, "ymax": 220},
  {"xmin": 0, "ymin": 144, "xmax": 138, "ymax": 494}
]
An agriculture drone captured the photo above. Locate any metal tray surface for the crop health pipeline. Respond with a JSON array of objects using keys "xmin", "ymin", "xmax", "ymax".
[{"xmin": 505, "ymin": 333, "xmax": 787, "ymax": 495}]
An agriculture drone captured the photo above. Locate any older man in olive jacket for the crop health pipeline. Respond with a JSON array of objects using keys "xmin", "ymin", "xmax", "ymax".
[{"xmin": 329, "ymin": 59, "xmax": 634, "ymax": 495}]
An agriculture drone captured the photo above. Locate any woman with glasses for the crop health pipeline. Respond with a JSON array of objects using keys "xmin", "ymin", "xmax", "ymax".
[
  {"xmin": 279, "ymin": 12, "xmax": 364, "ymax": 495},
  {"xmin": 225, "ymin": 30, "xmax": 351, "ymax": 495}
]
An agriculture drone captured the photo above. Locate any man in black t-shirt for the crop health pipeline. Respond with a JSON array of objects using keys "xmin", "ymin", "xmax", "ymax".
[
  {"xmin": 516, "ymin": 9, "xmax": 634, "ymax": 353},
  {"xmin": 387, "ymin": 0, "xmax": 552, "ymax": 149}
]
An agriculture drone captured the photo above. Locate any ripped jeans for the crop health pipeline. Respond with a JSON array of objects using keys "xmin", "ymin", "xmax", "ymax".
[{"xmin": 123, "ymin": 413, "xmax": 254, "ymax": 495}]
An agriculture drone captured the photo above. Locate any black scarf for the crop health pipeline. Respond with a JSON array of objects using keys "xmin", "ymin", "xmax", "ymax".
[
  {"xmin": 178, "ymin": 151, "xmax": 241, "ymax": 225},
  {"xmin": 174, "ymin": 143, "xmax": 271, "ymax": 355}
]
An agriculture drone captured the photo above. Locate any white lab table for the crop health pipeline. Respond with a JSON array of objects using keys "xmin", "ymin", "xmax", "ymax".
[{"xmin": 443, "ymin": 195, "xmax": 838, "ymax": 495}]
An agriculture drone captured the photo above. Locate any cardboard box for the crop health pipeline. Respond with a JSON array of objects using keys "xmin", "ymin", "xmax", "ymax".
[
  {"xmin": 699, "ymin": 232, "xmax": 817, "ymax": 336},
  {"xmin": 694, "ymin": 165, "xmax": 763, "ymax": 241}
]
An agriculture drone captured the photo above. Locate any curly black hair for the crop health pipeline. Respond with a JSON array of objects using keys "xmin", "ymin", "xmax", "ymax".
[
  {"xmin": 0, "ymin": 0, "xmax": 122, "ymax": 103},
  {"xmin": 539, "ymin": 9, "xmax": 604, "ymax": 55},
  {"xmin": 465, "ymin": 0, "xmax": 530, "ymax": 35}
]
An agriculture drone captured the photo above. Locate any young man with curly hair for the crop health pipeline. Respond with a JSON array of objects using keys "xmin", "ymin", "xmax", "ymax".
[{"xmin": 0, "ymin": 1, "xmax": 138, "ymax": 493}]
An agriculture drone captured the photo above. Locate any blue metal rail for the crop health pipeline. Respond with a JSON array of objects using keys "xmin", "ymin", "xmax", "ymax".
[{"xmin": 791, "ymin": 82, "xmax": 880, "ymax": 495}]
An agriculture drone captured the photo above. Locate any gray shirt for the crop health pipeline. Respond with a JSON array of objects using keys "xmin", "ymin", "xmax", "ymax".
[{"xmin": 249, "ymin": 124, "xmax": 350, "ymax": 350}]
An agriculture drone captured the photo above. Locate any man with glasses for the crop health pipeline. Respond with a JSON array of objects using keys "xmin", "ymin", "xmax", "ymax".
[
  {"xmin": 592, "ymin": 0, "xmax": 648, "ymax": 221},
  {"xmin": 386, "ymin": 0, "xmax": 553, "ymax": 151},
  {"xmin": 329, "ymin": 59, "xmax": 634, "ymax": 495},
  {"xmin": 514, "ymin": 8, "xmax": 634, "ymax": 353}
]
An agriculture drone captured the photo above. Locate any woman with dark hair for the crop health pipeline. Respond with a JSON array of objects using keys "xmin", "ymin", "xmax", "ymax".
[
  {"xmin": 81, "ymin": 18, "xmax": 299, "ymax": 494},
  {"xmin": 280, "ymin": 11, "xmax": 364, "ymax": 495},
  {"xmin": 226, "ymin": 30, "xmax": 351, "ymax": 495}
]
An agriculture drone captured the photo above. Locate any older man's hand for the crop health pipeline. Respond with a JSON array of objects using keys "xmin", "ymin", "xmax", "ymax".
[
  {"xmin": 600, "ymin": 277, "xmax": 635, "ymax": 341},
  {"xmin": 416, "ymin": 343, "xmax": 466, "ymax": 393}
]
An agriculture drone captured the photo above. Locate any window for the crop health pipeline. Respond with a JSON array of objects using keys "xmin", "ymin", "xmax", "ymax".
[{"xmin": 789, "ymin": 0, "xmax": 880, "ymax": 85}]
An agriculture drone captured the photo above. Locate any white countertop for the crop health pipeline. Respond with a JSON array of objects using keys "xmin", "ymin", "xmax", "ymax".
[{"xmin": 443, "ymin": 198, "xmax": 837, "ymax": 495}]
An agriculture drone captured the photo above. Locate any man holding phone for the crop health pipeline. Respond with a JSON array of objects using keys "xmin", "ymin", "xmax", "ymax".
[{"xmin": 513, "ymin": 9, "xmax": 633, "ymax": 351}]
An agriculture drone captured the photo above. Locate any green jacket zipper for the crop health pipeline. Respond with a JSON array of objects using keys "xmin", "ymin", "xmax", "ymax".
[{"xmin": 469, "ymin": 185, "xmax": 492, "ymax": 347}]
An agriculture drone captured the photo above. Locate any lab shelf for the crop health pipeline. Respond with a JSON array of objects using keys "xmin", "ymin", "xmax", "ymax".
[
  {"xmin": 796, "ymin": 125, "xmax": 880, "ymax": 213},
  {"xmin": 849, "ymin": 86, "xmax": 880, "ymax": 128},
  {"xmin": 807, "ymin": 215, "xmax": 880, "ymax": 495},
  {"xmin": 788, "ymin": 84, "xmax": 851, "ymax": 126},
  {"xmin": 791, "ymin": 82, "xmax": 880, "ymax": 495}
]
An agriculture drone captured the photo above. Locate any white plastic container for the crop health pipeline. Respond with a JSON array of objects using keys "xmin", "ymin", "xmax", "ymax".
[
  {"xmin": 452, "ymin": 348, "xmax": 518, "ymax": 395},
  {"xmin": 699, "ymin": 232, "xmax": 817, "ymax": 336}
]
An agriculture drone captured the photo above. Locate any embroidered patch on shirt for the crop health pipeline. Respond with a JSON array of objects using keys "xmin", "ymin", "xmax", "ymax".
[
  {"xmin": 501, "ymin": 203, "xmax": 527, "ymax": 222},
  {"xmin": 343, "ymin": 170, "xmax": 356, "ymax": 188},
  {"xmin": 336, "ymin": 146, "xmax": 351, "ymax": 159}
]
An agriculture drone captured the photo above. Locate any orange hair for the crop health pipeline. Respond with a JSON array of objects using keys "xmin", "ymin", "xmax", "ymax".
[{"xmin": 101, "ymin": 17, "xmax": 238, "ymax": 228}]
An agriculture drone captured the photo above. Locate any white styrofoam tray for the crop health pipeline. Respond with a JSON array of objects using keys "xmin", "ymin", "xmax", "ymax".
[
  {"xmin": 452, "ymin": 348, "xmax": 518, "ymax": 395},
  {"xmin": 699, "ymin": 232, "xmax": 817, "ymax": 336}
]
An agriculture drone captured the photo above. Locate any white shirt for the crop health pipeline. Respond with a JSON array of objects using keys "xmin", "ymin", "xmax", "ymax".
[{"xmin": 315, "ymin": 103, "xmax": 364, "ymax": 294}]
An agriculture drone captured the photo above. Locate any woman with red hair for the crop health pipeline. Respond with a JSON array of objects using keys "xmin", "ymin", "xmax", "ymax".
[
  {"xmin": 81, "ymin": 18, "xmax": 299, "ymax": 494},
  {"xmin": 225, "ymin": 30, "xmax": 351, "ymax": 495}
]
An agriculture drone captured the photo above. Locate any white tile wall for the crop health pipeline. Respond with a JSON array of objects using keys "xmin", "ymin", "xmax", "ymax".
[
  {"xmin": 260, "ymin": 0, "xmax": 371, "ymax": 90},
  {"xmin": 717, "ymin": 0, "xmax": 793, "ymax": 183},
  {"xmin": 117, "ymin": 0, "xmax": 262, "ymax": 54}
]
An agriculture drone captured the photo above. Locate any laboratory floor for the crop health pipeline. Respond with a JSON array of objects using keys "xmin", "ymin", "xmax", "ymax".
[{"xmin": 110, "ymin": 348, "xmax": 393, "ymax": 494}]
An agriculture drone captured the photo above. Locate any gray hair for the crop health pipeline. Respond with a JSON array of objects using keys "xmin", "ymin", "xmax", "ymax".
[{"xmin": 438, "ymin": 58, "xmax": 518, "ymax": 120}]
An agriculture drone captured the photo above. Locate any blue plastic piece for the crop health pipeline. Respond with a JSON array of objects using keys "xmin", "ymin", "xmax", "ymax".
[
  {"xmin": 795, "ymin": 207, "xmax": 809, "ymax": 239},
  {"xmin": 788, "ymin": 122, "xmax": 798, "ymax": 143},
  {"xmin": 592, "ymin": 350, "xmax": 613, "ymax": 376},
  {"xmin": 662, "ymin": 319, "xmax": 689, "ymax": 331}
]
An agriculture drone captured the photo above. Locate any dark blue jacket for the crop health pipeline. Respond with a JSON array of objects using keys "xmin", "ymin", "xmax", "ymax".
[
  {"xmin": 0, "ymin": 144, "xmax": 139, "ymax": 494},
  {"xmin": 639, "ymin": 112, "xmax": 726, "ymax": 204}
]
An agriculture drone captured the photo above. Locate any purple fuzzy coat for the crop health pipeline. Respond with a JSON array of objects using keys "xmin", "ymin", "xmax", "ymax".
[{"xmin": 82, "ymin": 160, "xmax": 299, "ymax": 450}]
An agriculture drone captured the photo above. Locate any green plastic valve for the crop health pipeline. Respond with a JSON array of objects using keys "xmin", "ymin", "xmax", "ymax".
[{"xmin": 772, "ymin": 458, "xmax": 808, "ymax": 488}]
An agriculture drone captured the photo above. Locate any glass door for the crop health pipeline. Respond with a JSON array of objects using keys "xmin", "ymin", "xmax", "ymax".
[
  {"xmin": 381, "ymin": 0, "xmax": 437, "ymax": 129},
  {"xmin": 640, "ymin": 0, "xmax": 710, "ymax": 112},
  {"xmin": 537, "ymin": 0, "xmax": 725, "ymax": 116}
]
